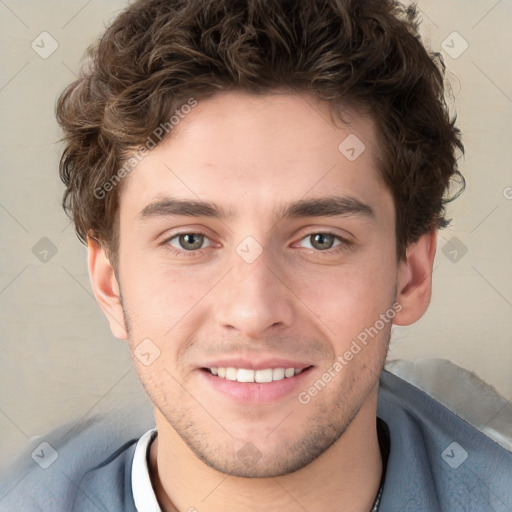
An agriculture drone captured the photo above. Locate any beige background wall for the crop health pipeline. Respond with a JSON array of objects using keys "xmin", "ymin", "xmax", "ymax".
[{"xmin": 1, "ymin": 0, "xmax": 511, "ymax": 469}]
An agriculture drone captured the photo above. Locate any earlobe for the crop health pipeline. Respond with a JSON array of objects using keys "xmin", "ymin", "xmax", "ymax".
[
  {"xmin": 87, "ymin": 236, "xmax": 128, "ymax": 339},
  {"xmin": 393, "ymin": 229, "xmax": 437, "ymax": 326}
]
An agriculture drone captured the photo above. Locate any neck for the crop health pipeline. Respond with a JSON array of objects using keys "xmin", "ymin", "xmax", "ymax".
[{"xmin": 149, "ymin": 390, "xmax": 382, "ymax": 512}]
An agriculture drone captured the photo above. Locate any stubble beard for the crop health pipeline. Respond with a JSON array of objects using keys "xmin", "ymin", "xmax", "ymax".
[{"xmin": 120, "ymin": 292, "xmax": 392, "ymax": 478}]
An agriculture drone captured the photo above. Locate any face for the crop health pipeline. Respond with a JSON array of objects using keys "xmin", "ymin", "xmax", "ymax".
[{"xmin": 99, "ymin": 91, "xmax": 411, "ymax": 477}]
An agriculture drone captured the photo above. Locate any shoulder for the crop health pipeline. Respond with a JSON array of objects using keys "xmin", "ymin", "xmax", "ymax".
[
  {"xmin": 0, "ymin": 407, "xmax": 154, "ymax": 512},
  {"xmin": 70, "ymin": 438, "xmax": 138, "ymax": 512},
  {"xmin": 378, "ymin": 369, "xmax": 512, "ymax": 511}
]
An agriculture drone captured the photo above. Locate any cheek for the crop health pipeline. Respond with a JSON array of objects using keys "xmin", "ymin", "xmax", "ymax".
[
  {"xmin": 119, "ymin": 252, "xmax": 219, "ymax": 334},
  {"xmin": 290, "ymin": 257, "xmax": 397, "ymax": 346}
]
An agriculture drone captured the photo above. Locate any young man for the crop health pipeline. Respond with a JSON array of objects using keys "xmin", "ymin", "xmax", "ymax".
[{"xmin": 1, "ymin": 0, "xmax": 511, "ymax": 511}]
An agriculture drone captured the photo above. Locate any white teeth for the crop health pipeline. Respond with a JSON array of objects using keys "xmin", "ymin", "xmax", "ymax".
[
  {"xmin": 237, "ymin": 368, "xmax": 255, "ymax": 382},
  {"xmin": 284, "ymin": 368, "xmax": 295, "ymax": 378},
  {"xmin": 272, "ymin": 368, "xmax": 285, "ymax": 381},
  {"xmin": 226, "ymin": 367, "xmax": 237, "ymax": 381},
  {"xmin": 208, "ymin": 366, "xmax": 306, "ymax": 382},
  {"xmin": 255, "ymin": 368, "xmax": 273, "ymax": 383}
]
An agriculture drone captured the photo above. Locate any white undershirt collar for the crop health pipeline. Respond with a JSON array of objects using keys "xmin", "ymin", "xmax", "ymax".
[{"xmin": 131, "ymin": 428, "xmax": 162, "ymax": 512}]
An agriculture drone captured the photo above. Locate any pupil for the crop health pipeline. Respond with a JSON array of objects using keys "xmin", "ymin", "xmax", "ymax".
[
  {"xmin": 180, "ymin": 233, "xmax": 203, "ymax": 250},
  {"xmin": 312, "ymin": 233, "xmax": 333, "ymax": 250}
]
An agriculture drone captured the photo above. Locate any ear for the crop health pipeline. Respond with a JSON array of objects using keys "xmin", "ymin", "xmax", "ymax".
[
  {"xmin": 393, "ymin": 229, "xmax": 437, "ymax": 326},
  {"xmin": 87, "ymin": 236, "xmax": 128, "ymax": 339}
]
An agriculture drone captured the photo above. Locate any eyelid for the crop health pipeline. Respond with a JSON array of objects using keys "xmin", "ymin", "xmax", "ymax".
[
  {"xmin": 166, "ymin": 231, "xmax": 211, "ymax": 250},
  {"xmin": 158, "ymin": 225, "xmax": 214, "ymax": 243},
  {"xmin": 295, "ymin": 222, "xmax": 354, "ymax": 237},
  {"xmin": 296, "ymin": 232, "xmax": 343, "ymax": 250},
  {"xmin": 291, "ymin": 227, "xmax": 352, "ymax": 245}
]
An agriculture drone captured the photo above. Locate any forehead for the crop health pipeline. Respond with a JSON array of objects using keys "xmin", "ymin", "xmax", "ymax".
[{"xmin": 119, "ymin": 91, "xmax": 390, "ymax": 219}]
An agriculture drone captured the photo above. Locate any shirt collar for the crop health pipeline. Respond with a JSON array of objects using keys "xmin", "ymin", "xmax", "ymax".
[
  {"xmin": 131, "ymin": 428, "xmax": 161, "ymax": 512},
  {"xmin": 132, "ymin": 422, "xmax": 389, "ymax": 511}
]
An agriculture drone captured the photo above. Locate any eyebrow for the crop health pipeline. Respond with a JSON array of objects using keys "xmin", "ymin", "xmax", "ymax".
[
  {"xmin": 139, "ymin": 198, "xmax": 233, "ymax": 220},
  {"xmin": 138, "ymin": 195, "xmax": 375, "ymax": 221},
  {"xmin": 278, "ymin": 196, "xmax": 374, "ymax": 220}
]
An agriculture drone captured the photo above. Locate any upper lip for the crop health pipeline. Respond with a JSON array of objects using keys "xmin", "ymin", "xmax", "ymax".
[{"xmin": 201, "ymin": 358, "xmax": 313, "ymax": 370}]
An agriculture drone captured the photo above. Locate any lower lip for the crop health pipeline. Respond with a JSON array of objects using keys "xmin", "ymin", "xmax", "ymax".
[{"xmin": 200, "ymin": 367, "xmax": 313, "ymax": 404}]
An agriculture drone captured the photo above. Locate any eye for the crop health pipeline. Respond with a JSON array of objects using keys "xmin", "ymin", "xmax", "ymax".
[
  {"xmin": 167, "ymin": 232, "xmax": 211, "ymax": 251},
  {"xmin": 299, "ymin": 233, "xmax": 342, "ymax": 251}
]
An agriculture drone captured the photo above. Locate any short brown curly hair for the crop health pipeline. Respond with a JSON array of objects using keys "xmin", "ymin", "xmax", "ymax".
[{"xmin": 56, "ymin": 0, "xmax": 464, "ymax": 266}]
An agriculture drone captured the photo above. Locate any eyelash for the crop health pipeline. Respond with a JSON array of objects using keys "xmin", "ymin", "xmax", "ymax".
[
  {"xmin": 162, "ymin": 231, "xmax": 210, "ymax": 258},
  {"xmin": 162, "ymin": 231, "xmax": 352, "ymax": 258}
]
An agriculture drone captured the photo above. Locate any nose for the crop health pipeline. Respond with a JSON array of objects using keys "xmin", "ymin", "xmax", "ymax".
[{"xmin": 214, "ymin": 250, "xmax": 295, "ymax": 339}]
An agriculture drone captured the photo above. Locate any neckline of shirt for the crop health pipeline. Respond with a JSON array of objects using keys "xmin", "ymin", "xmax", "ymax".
[{"xmin": 132, "ymin": 418, "xmax": 389, "ymax": 512}]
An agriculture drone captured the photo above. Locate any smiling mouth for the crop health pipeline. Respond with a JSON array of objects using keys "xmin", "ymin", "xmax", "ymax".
[{"xmin": 202, "ymin": 366, "xmax": 313, "ymax": 383}]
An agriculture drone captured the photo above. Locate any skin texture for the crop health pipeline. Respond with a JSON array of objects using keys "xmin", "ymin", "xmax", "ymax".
[{"xmin": 88, "ymin": 91, "xmax": 436, "ymax": 512}]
